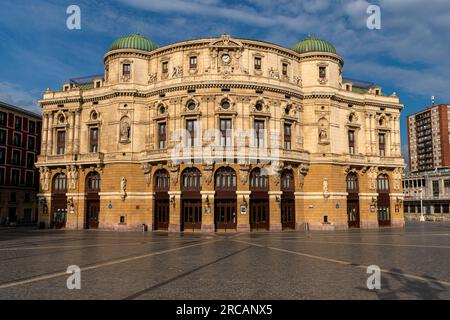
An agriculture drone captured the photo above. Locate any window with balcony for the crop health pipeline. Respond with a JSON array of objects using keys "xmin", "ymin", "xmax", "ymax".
[
  {"xmin": 12, "ymin": 150, "xmax": 21, "ymax": 166},
  {"xmin": 189, "ymin": 56, "xmax": 197, "ymax": 69},
  {"xmin": 284, "ymin": 123, "xmax": 292, "ymax": 150},
  {"xmin": 254, "ymin": 120, "xmax": 264, "ymax": 148},
  {"xmin": 158, "ymin": 122, "xmax": 167, "ymax": 149},
  {"xmin": 0, "ymin": 129, "xmax": 6, "ymax": 144},
  {"xmin": 57, "ymin": 131, "xmax": 65, "ymax": 155},
  {"xmin": 254, "ymin": 57, "xmax": 261, "ymax": 71},
  {"xmin": 14, "ymin": 116, "xmax": 22, "ymax": 131},
  {"xmin": 89, "ymin": 127, "xmax": 99, "ymax": 153},
  {"xmin": 220, "ymin": 119, "xmax": 232, "ymax": 147},
  {"xmin": 0, "ymin": 112, "xmax": 7, "ymax": 125},
  {"xmin": 13, "ymin": 133, "xmax": 21, "ymax": 147},
  {"xmin": 28, "ymin": 121, "xmax": 35, "ymax": 134},
  {"xmin": 348, "ymin": 130, "xmax": 355, "ymax": 154},
  {"xmin": 186, "ymin": 119, "xmax": 197, "ymax": 147},
  {"xmin": 11, "ymin": 169, "xmax": 20, "ymax": 186},
  {"xmin": 378, "ymin": 133, "xmax": 385, "ymax": 157},
  {"xmin": 28, "ymin": 136, "xmax": 35, "ymax": 151}
]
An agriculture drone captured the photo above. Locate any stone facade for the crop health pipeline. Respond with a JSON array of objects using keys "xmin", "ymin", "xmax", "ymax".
[{"xmin": 36, "ymin": 34, "xmax": 405, "ymax": 232}]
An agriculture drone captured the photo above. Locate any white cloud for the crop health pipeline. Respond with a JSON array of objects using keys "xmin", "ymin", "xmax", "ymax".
[{"xmin": 0, "ymin": 82, "xmax": 41, "ymax": 115}]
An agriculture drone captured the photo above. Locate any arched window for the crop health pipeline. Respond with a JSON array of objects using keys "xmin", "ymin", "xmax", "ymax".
[
  {"xmin": 346, "ymin": 172, "xmax": 358, "ymax": 193},
  {"xmin": 86, "ymin": 172, "xmax": 100, "ymax": 192},
  {"xmin": 377, "ymin": 174, "xmax": 390, "ymax": 192},
  {"xmin": 281, "ymin": 170, "xmax": 294, "ymax": 192},
  {"xmin": 215, "ymin": 167, "xmax": 237, "ymax": 191},
  {"xmin": 182, "ymin": 167, "xmax": 202, "ymax": 191},
  {"xmin": 250, "ymin": 168, "xmax": 268, "ymax": 191},
  {"xmin": 53, "ymin": 173, "xmax": 67, "ymax": 192},
  {"xmin": 154, "ymin": 169, "xmax": 170, "ymax": 192}
]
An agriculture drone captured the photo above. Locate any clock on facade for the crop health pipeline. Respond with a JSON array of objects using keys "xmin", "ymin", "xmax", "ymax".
[{"xmin": 221, "ymin": 53, "xmax": 231, "ymax": 64}]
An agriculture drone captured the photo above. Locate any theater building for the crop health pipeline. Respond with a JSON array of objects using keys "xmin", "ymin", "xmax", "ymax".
[{"xmin": 36, "ymin": 34, "xmax": 405, "ymax": 231}]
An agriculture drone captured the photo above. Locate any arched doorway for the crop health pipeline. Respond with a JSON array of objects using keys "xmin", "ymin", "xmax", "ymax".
[
  {"xmin": 250, "ymin": 168, "xmax": 269, "ymax": 231},
  {"xmin": 154, "ymin": 169, "xmax": 170, "ymax": 230},
  {"xmin": 281, "ymin": 170, "xmax": 295, "ymax": 230},
  {"xmin": 377, "ymin": 174, "xmax": 391, "ymax": 226},
  {"xmin": 181, "ymin": 167, "xmax": 202, "ymax": 231},
  {"xmin": 214, "ymin": 167, "xmax": 237, "ymax": 231},
  {"xmin": 52, "ymin": 173, "xmax": 67, "ymax": 229},
  {"xmin": 346, "ymin": 172, "xmax": 360, "ymax": 228},
  {"xmin": 85, "ymin": 172, "xmax": 100, "ymax": 229}
]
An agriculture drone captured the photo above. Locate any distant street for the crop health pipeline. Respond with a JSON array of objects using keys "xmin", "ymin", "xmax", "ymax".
[{"xmin": 0, "ymin": 222, "xmax": 449, "ymax": 300}]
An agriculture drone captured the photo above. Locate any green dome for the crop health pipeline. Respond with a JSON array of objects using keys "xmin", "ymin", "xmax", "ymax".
[
  {"xmin": 109, "ymin": 34, "xmax": 159, "ymax": 52},
  {"xmin": 291, "ymin": 37, "xmax": 336, "ymax": 54}
]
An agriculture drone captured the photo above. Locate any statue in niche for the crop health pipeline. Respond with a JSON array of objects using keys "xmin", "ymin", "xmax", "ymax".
[
  {"xmin": 319, "ymin": 127, "xmax": 328, "ymax": 141},
  {"xmin": 120, "ymin": 117, "xmax": 131, "ymax": 142}
]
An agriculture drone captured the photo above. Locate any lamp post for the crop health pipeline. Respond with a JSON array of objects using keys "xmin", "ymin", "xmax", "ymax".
[{"xmin": 419, "ymin": 188, "xmax": 425, "ymax": 222}]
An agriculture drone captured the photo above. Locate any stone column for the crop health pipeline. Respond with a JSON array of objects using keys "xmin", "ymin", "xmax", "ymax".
[
  {"xmin": 46, "ymin": 113, "xmax": 54, "ymax": 155},
  {"xmin": 168, "ymin": 191, "xmax": 181, "ymax": 232},
  {"xmin": 268, "ymin": 191, "xmax": 283, "ymax": 231},
  {"xmin": 236, "ymin": 191, "xmax": 251, "ymax": 232},
  {"xmin": 41, "ymin": 113, "xmax": 48, "ymax": 155},
  {"xmin": 365, "ymin": 113, "xmax": 371, "ymax": 154},
  {"xmin": 370, "ymin": 113, "xmax": 376, "ymax": 154},
  {"xmin": 67, "ymin": 111, "xmax": 75, "ymax": 154},
  {"xmin": 201, "ymin": 191, "xmax": 215, "ymax": 232},
  {"xmin": 73, "ymin": 110, "xmax": 80, "ymax": 155}
]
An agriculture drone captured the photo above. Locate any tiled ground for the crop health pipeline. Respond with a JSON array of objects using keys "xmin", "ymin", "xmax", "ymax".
[{"xmin": 0, "ymin": 222, "xmax": 449, "ymax": 299}]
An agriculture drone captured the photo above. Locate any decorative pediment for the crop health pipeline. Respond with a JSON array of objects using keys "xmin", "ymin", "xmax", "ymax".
[{"xmin": 209, "ymin": 34, "xmax": 243, "ymax": 50}]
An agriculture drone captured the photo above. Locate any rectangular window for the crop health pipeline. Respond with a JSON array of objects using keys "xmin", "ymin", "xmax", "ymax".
[
  {"xmin": 0, "ymin": 147, "xmax": 5, "ymax": 164},
  {"xmin": 186, "ymin": 120, "xmax": 197, "ymax": 147},
  {"xmin": 28, "ymin": 136, "xmax": 35, "ymax": 151},
  {"xmin": 15, "ymin": 116, "xmax": 22, "ymax": 131},
  {"xmin": 0, "ymin": 112, "xmax": 7, "ymax": 125},
  {"xmin": 90, "ymin": 127, "xmax": 99, "ymax": 152},
  {"xmin": 254, "ymin": 120, "xmax": 265, "ymax": 148},
  {"xmin": 220, "ymin": 119, "xmax": 232, "ymax": 147},
  {"xmin": 433, "ymin": 180, "xmax": 440, "ymax": 198},
  {"xmin": 444, "ymin": 180, "xmax": 450, "ymax": 189},
  {"xmin": 348, "ymin": 130, "xmax": 355, "ymax": 154},
  {"xmin": 28, "ymin": 121, "xmax": 35, "ymax": 134},
  {"xmin": 0, "ymin": 129, "xmax": 6, "ymax": 144},
  {"xmin": 25, "ymin": 171, "xmax": 33, "ymax": 188},
  {"xmin": 0, "ymin": 167, "xmax": 4, "ymax": 185},
  {"xmin": 378, "ymin": 133, "xmax": 385, "ymax": 157},
  {"xmin": 57, "ymin": 131, "xmax": 65, "ymax": 155},
  {"xmin": 122, "ymin": 64, "xmax": 131, "ymax": 77},
  {"xmin": 12, "ymin": 150, "xmax": 21, "ymax": 166},
  {"xmin": 158, "ymin": 122, "xmax": 167, "ymax": 149},
  {"xmin": 282, "ymin": 63, "xmax": 288, "ymax": 76},
  {"xmin": 319, "ymin": 66, "xmax": 326, "ymax": 79},
  {"xmin": 10, "ymin": 192, "xmax": 16, "ymax": 202},
  {"xmin": 189, "ymin": 56, "xmax": 197, "ymax": 69},
  {"xmin": 13, "ymin": 133, "xmax": 21, "ymax": 147},
  {"xmin": 254, "ymin": 57, "xmax": 261, "ymax": 70},
  {"xmin": 162, "ymin": 61, "xmax": 168, "ymax": 74},
  {"xmin": 11, "ymin": 170, "xmax": 20, "ymax": 186},
  {"xmin": 284, "ymin": 123, "xmax": 292, "ymax": 150},
  {"xmin": 27, "ymin": 153, "xmax": 34, "ymax": 169},
  {"xmin": 24, "ymin": 193, "xmax": 31, "ymax": 202}
]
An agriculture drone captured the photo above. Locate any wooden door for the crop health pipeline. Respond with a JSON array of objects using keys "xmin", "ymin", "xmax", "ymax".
[
  {"xmin": 215, "ymin": 199, "xmax": 237, "ymax": 231},
  {"xmin": 250, "ymin": 200, "xmax": 269, "ymax": 230},
  {"xmin": 281, "ymin": 198, "xmax": 295, "ymax": 229},
  {"xmin": 155, "ymin": 199, "xmax": 169, "ymax": 230},
  {"xmin": 182, "ymin": 199, "xmax": 202, "ymax": 231}
]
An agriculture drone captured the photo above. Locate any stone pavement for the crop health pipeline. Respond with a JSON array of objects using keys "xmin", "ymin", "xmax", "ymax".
[{"xmin": 0, "ymin": 222, "xmax": 449, "ymax": 299}]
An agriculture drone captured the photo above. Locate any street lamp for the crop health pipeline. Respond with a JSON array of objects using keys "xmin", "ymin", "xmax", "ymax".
[{"xmin": 419, "ymin": 188, "xmax": 425, "ymax": 222}]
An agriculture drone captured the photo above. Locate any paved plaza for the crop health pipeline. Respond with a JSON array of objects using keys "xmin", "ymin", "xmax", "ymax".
[{"xmin": 0, "ymin": 222, "xmax": 449, "ymax": 300}]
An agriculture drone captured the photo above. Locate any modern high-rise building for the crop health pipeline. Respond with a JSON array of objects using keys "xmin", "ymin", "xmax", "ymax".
[
  {"xmin": 0, "ymin": 101, "xmax": 42, "ymax": 225},
  {"xmin": 407, "ymin": 104, "xmax": 450, "ymax": 172}
]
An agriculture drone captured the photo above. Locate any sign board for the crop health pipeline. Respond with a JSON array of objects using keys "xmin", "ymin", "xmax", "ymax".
[
  {"xmin": 240, "ymin": 205, "xmax": 247, "ymax": 215},
  {"xmin": 395, "ymin": 204, "xmax": 399, "ymax": 213},
  {"xmin": 205, "ymin": 207, "xmax": 211, "ymax": 214},
  {"xmin": 370, "ymin": 205, "xmax": 376, "ymax": 213},
  {"xmin": 335, "ymin": 203, "xmax": 340, "ymax": 209},
  {"xmin": 108, "ymin": 203, "xmax": 113, "ymax": 209}
]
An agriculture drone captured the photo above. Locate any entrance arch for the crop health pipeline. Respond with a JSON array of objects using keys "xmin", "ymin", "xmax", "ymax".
[
  {"xmin": 214, "ymin": 167, "xmax": 237, "ymax": 231},
  {"xmin": 281, "ymin": 170, "xmax": 295, "ymax": 230},
  {"xmin": 85, "ymin": 172, "xmax": 100, "ymax": 229},
  {"xmin": 52, "ymin": 173, "xmax": 67, "ymax": 229},
  {"xmin": 250, "ymin": 168, "xmax": 269, "ymax": 231},
  {"xmin": 181, "ymin": 167, "xmax": 202, "ymax": 231},
  {"xmin": 377, "ymin": 174, "xmax": 391, "ymax": 226},
  {"xmin": 154, "ymin": 169, "xmax": 170, "ymax": 230},
  {"xmin": 346, "ymin": 172, "xmax": 360, "ymax": 228}
]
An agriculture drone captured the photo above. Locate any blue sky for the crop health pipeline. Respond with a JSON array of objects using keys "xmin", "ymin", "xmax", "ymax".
[{"xmin": 1, "ymin": 0, "xmax": 450, "ymax": 157}]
